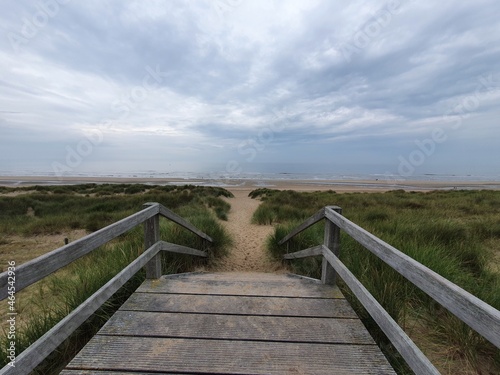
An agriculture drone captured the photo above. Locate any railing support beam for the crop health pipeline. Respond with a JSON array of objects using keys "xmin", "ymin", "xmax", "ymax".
[
  {"xmin": 322, "ymin": 206, "xmax": 342, "ymax": 285},
  {"xmin": 144, "ymin": 204, "xmax": 161, "ymax": 279}
]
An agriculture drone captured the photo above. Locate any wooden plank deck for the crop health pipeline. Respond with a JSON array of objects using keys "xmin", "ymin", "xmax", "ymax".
[{"xmin": 62, "ymin": 272, "xmax": 396, "ymax": 374}]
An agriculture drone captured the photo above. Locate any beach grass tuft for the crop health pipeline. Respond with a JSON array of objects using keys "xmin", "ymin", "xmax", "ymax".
[
  {"xmin": 251, "ymin": 188, "xmax": 500, "ymax": 374},
  {"xmin": 0, "ymin": 184, "xmax": 233, "ymax": 372}
]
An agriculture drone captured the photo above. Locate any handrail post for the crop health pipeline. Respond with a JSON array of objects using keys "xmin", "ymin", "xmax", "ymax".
[
  {"xmin": 322, "ymin": 206, "xmax": 342, "ymax": 285},
  {"xmin": 144, "ymin": 206, "xmax": 161, "ymax": 279}
]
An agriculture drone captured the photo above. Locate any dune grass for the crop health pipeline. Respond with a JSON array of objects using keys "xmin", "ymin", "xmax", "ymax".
[
  {"xmin": 0, "ymin": 184, "xmax": 232, "ymax": 373},
  {"xmin": 251, "ymin": 188, "xmax": 500, "ymax": 374}
]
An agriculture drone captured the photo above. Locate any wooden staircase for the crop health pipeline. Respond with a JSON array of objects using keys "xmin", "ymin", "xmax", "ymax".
[
  {"xmin": 61, "ymin": 272, "xmax": 396, "ymax": 374},
  {"xmin": 1, "ymin": 202, "xmax": 498, "ymax": 375}
]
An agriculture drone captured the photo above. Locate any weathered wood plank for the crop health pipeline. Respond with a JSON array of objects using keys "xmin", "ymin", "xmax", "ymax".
[
  {"xmin": 63, "ymin": 272, "xmax": 397, "ymax": 374},
  {"xmin": 0, "ymin": 204, "xmax": 158, "ymax": 300},
  {"xmin": 157, "ymin": 204, "xmax": 213, "ymax": 243},
  {"xmin": 322, "ymin": 207, "xmax": 341, "ymax": 285},
  {"xmin": 159, "ymin": 271, "xmax": 322, "ymax": 283},
  {"xmin": 278, "ymin": 208, "xmax": 325, "ymax": 245},
  {"xmin": 100, "ymin": 311, "xmax": 374, "ymax": 344},
  {"xmin": 144, "ymin": 210, "xmax": 161, "ymax": 279},
  {"xmin": 284, "ymin": 244, "xmax": 324, "ymax": 259},
  {"xmin": 0, "ymin": 242, "xmax": 162, "ymax": 375},
  {"xmin": 61, "ymin": 372, "xmax": 179, "ymax": 375},
  {"xmin": 138, "ymin": 273, "xmax": 343, "ymax": 298},
  {"xmin": 121, "ymin": 293, "xmax": 358, "ymax": 318},
  {"xmin": 65, "ymin": 336, "xmax": 396, "ymax": 374},
  {"xmin": 325, "ymin": 207, "xmax": 500, "ymax": 348},
  {"xmin": 160, "ymin": 241, "xmax": 207, "ymax": 257},
  {"xmin": 322, "ymin": 248, "xmax": 440, "ymax": 375}
]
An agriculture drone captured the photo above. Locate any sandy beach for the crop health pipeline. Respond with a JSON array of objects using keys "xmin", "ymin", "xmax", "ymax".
[
  {"xmin": 1, "ymin": 178, "xmax": 499, "ymax": 374},
  {"xmin": 1, "ymin": 175, "xmax": 500, "ymax": 192},
  {"xmin": 1, "ymin": 175, "xmax": 499, "ymax": 272},
  {"xmin": 208, "ymin": 189, "xmax": 284, "ymax": 273}
]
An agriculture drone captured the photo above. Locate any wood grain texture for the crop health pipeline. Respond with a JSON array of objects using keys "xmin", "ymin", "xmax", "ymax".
[
  {"xmin": 63, "ymin": 272, "xmax": 396, "ymax": 375},
  {"xmin": 61, "ymin": 372, "xmax": 178, "ymax": 375},
  {"xmin": 284, "ymin": 245, "xmax": 324, "ymax": 260},
  {"xmin": 278, "ymin": 208, "xmax": 325, "ymax": 245},
  {"xmin": 137, "ymin": 272, "xmax": 344, "ymax": 298},
  {"xmin": 325, "ymin": 207, "xmax": 500, "ymax": 348},
  {"xmin": 323, "ymin": 248, "xmax": 440, "ymax": 375},
  {"xmin": 160, "ymin": 241, "xmax": 207, "ymax": 257},
  {"xmin": 144, "ymin": 212, "xmax": 161, "ymax": 279},
  {"xmin": 0, "ymin": 242, "xmax": 162, "ymax": 375},
  {"xmin": 65, "ymin": 336, "xmax": 396, "ymax": 375},
  {"xmin": 322, "ymin": 208, "xmax": 341, "ymax": 285},
  {"xmin": 158, "ymin": 271, "xmax": 323, "ymax": 282},
  {"xmin": 0, "ymin": 200, "xmax": 216, "ymax": 374},
  {"xmin": 120, "ymin": 293, "xmax": 357, "ymax": 318},
  {"xmin": 0, "ymin": 204, "xmax": 158, "ymax": 300},
  {"xmin": 158, "ymin": 204, "xmax": 213, "ymax": 242},
  {"xmin": 99, "ymin": 311, "xmax": 374, "ymax": 344}
]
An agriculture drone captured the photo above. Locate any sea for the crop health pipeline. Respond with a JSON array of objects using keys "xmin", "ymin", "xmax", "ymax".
[{"xmin": 1, "ymin": 169, "xmax": 500, "ymax": 190}]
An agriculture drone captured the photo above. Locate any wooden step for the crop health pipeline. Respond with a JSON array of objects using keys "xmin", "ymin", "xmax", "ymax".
[
  {"xmin": 138, "ymin": 271, "xmax": 343, "ymax": 298},
  {"xmin": 121, "ymin": 292, "xmax": 357, "ymax": 317},
  {"xmin": 64, "ymin": 336, "xmax": 395, "ymax": 374},
  {"xmin": 100, "ymin": 311, "xmax": 373, "ymax": 344},
  {"xmin": 63, "ymin": 272, "xmax": 396, "ymax": 374}
]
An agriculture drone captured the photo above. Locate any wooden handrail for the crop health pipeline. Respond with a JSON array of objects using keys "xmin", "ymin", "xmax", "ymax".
[
  {"xmin": 278, "ymin": 208, "xmax": 325, "ymax": 245},
  {"xmin": 0, "ymin": 204, "xmax": 158, "ymax": 300},
  {"xmin": 283, "ymin": 245, "xmax": 324, "ymax": 259},
  {"xmin": 323, "ymin": 207, "xmax": 500, "ymax": 349},
  {"xmin": 0, "ymin": 202, "xmax": 213, "ymax": 375},
  {"xmin": 282, "ymin": 205, "xmax": 500, "ymax": 374},
  {"xmin": 322, "ymin": 247, "xmax": 440, "ymax": 375},
  {"xmin": 160, "ymin": 241, "xmax": 208, "ymax": 258},
  {"xmin": 0, "ymin": 203, "xmax": 213, "ymax": 300},
  {"xmin": 3, "ymin": 242, "xmax": 162, "ymax": 375},
  {"xmin": 156, "ymin": 204, "xmax": 213, "ymax": 243}
]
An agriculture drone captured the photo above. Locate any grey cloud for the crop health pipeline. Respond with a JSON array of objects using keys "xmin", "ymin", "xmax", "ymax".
[{"xmin": 1, "ymin": 0, "xmax": 499, "ymax": 176}]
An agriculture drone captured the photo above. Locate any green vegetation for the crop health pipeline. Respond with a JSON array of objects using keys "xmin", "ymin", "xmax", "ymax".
[
  {"xmin": 251, "ymin": 188, "xmax": 500, "ymax": 374},
  {"xmin": 0, "ymin": 184, "xmax": 233, "ymax": 236},
  {"xmin": 0, "ymin": 184, "xmax": 233, "ymax": 373}
]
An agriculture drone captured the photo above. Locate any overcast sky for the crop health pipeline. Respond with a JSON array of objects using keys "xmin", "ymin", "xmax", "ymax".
[{"xmin": 1, "ymin": 0, "xmax": 499, "ymax": 178}]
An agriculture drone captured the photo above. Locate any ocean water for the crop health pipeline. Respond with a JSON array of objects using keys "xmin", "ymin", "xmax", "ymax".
[{"xmin": 1, "ymin": 169, "xmax": 500, "ymax": 190}]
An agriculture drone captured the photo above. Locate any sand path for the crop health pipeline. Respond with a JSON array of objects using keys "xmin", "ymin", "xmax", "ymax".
[{"xmin": 209, "ymin": 189, "xmax": 284, "ymax": 273}]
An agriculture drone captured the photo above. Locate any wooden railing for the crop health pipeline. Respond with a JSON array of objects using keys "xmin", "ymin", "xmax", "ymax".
[
  {"xmin": 0, "ymin": 202, "xmax": 212, "ymax": 375},
  {"xmin": 280, "ymin": 206, "xmax": 500, "ymax": 375}
]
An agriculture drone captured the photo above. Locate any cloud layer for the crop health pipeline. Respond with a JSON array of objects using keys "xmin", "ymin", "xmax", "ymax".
[{"xmin": 1, "ymin": 0, "xmax": 499, "ymax": 177}]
